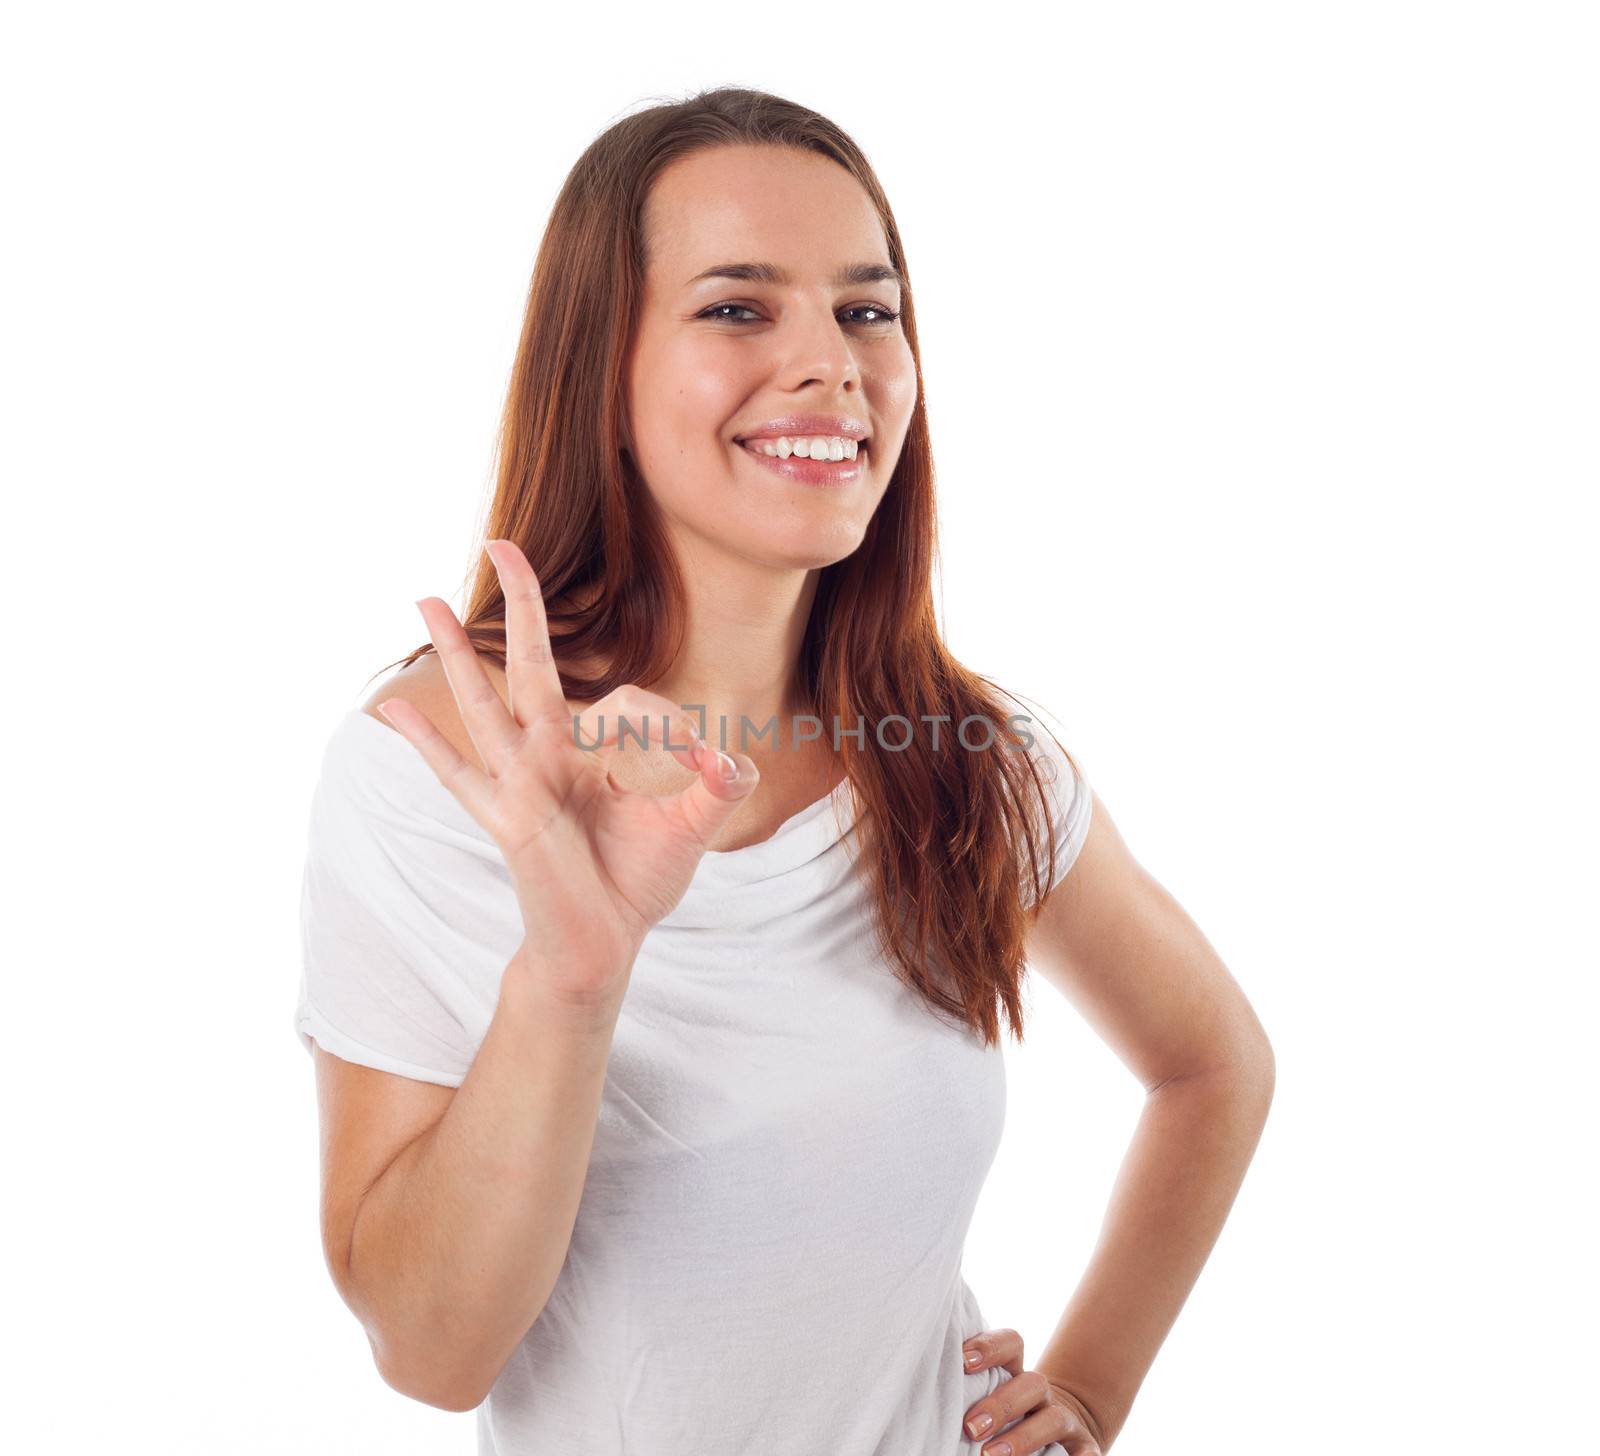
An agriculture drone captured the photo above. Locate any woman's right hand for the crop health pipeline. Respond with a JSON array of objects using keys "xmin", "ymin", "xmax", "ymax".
[{"xmin": 375, "ymin": 538, "xmax": 760, "ymax": 1011}]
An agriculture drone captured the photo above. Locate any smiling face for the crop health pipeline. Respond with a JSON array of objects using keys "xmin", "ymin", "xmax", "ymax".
[{"xmin": 623, "ymin": 144, "xmax": 918, "ymax": 571}]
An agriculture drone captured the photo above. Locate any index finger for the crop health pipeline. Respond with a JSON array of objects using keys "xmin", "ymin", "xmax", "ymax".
[
  {"xmin": 964, "ymin": 1328, "xmax": 1025, "ymax": 1377},
  {"xmin": 486, "ymin": 538, "xmax": 566, "ymax": 725}
]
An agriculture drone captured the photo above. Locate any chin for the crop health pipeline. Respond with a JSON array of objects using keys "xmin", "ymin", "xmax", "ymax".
[
  {"xmin": 661, "ymin": 483, "xmax": 879, "ymax": 572},
  {"xmin": 769, "ymin": 544, "xmax": 862, "ymax": 572},
  {"xmin": 699, "ymin": 515, "xmax": 864, "ymax": 572}
]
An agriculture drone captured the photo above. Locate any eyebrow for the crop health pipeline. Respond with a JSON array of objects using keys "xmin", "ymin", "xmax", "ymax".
[{"xmin": 685, "ymin": 261, "xmax": 905, "ymax": 292}]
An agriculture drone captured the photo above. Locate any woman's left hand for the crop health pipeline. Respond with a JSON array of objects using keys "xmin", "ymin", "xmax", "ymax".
[{"xmin": 960, "ymin": 1328, "xmax": 1106, "ymax": 1454}]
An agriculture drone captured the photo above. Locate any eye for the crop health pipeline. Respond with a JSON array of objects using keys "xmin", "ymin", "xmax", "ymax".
[
  {"xmin": 697, "ymin": 303, "xmax": 763, "ymax": 323},
  {"xmin": 695, "ymin": 302, "xmax": 902, "ymax": 327},
  {"xmin": 841, "ymin": 303, "xmax": 901, "ymax": 327}
]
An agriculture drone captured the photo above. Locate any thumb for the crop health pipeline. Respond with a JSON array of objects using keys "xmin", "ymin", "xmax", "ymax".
[{"xmin": 672, "ymin": 745, "xmax": 761, "ymax": 847}]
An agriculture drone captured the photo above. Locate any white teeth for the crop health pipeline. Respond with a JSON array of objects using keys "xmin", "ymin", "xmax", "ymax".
[{"xmin": 743, "ymin": 435, "xmax": 861, "ymax": 461}]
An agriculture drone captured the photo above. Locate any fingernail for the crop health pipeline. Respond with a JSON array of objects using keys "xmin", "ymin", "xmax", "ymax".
[
  {"xmin": 715, "ymin": 751, "xmax": 738, "ymax": 782},
  {"xmin": 966, "ymin": 1411, "xmax": 992, "ymax": 1437},
  {"xmin": 964, "ymin": 1347, "xmax": 983, "ymax": 1369},
  {"xmin": 986, "ymin": 1444, "xmax": 1011, "ymax": 1456}
]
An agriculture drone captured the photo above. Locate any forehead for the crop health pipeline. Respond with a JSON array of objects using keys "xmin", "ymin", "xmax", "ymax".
[{"xmin": 641, "ymin": 145, "xmax": 889, "ymax": 284}]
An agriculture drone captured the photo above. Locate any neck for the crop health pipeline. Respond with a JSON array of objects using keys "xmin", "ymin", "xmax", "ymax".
[{"xmin": 648, "ymin": 532, "xmax": 820, "ymax": 755}]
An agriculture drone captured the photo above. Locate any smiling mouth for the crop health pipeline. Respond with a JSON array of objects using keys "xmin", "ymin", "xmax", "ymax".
[
  {"xmin": 732, "ymin": 434, "xmax": 869, "ymax": 486},
  {"xmin": 735, "ymin": 434, "xmax": 868, "ymax": 462}
]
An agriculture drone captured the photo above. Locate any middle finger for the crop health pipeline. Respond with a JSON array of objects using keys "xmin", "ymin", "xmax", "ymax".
[
  {"xmin": 485, "ymin": 538, "xmax": 566, "ymax": 725},
  {"xmin": 966, "ymin": 1368, "xmax": 1046, "ymax": 1445}
]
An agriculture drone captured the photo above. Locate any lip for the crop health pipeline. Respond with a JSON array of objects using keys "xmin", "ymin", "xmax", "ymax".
[
  {"xmin": 733, "ymin": 414, "xmax": 870, "ymax": 444},
  {"xmin": 734, "ymin": 437, "xmax": 867, "ymax": 487}
]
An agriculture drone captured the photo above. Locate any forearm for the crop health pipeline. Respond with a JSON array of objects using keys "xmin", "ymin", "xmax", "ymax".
[
  {"xmin": 1035, "ymin": 1055, "xmax": 1275, "ymax": 1448},
  {"xmin": 347, "ymin": 945, "xmax": 627, "ymax": 1410}
]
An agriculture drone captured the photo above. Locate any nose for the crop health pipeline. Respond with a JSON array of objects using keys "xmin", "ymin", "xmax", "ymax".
[{"xmin": 779, "ymin": 299, "xmax": 862, "ymax": 395}]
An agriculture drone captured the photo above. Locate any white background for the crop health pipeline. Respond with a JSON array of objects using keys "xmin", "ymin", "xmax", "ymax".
[{"xmin": 5, "ymin": 2, "xmax": 1594, "ymax": 1451}]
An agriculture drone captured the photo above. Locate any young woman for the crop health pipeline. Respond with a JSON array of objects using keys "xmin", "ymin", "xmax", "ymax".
[{"xmin": 295, "ymin": 87, "xmax": 1274, "ymax": 1455}]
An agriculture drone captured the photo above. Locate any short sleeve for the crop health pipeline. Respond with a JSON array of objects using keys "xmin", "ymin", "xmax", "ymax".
[
  {"xmin": 294, "ymin": 710, "xmax": 523, "ymax": 1088},
  {"xmin": 997, "ymin": 691, "xmax": 1095, "ymax": 909}
]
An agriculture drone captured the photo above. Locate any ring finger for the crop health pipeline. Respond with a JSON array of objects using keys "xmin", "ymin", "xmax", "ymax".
[{"xmin": 415, "ymin": 595, "xmax": 522, "ymax": 767}]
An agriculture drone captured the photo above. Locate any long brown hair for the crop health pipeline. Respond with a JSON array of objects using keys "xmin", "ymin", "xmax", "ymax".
[{"xmin": 375, "ymin": 86, "xmax": 1081, "ymax": 1047}]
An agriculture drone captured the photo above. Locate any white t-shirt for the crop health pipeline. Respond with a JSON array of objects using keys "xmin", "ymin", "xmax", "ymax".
[{"xmin": 295, "ymin": 697, "xmax": 1093, "ymax": 1455}]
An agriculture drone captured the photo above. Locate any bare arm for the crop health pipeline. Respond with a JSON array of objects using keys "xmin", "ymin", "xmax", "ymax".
[
  {"xmin": 319, "ymin": 950, "xmax": 627, "ymax": 1412},
  {"xmin": 310, "ymin": 539, "xmax": 757, "ymax": 1411},
  {"xmin": 1022, "ymin": 791, "xmax": 1275, "ymax": 1449}
]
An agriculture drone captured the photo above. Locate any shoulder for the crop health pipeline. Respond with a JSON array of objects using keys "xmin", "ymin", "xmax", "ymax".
[
  {"xmin": 357, "ymin": 650, "xmax": 511, "ymax": 773},
  {"xmin": 985, "ymin": 684, "xmax": 1079, "ymax": 780},
  {"xmin": 308, "ymin": 656, "xmax": 509, "ymax": 854},
  {"xmin": 985, "ymin": 683, "xmax": 1095, "ymax": 898}
]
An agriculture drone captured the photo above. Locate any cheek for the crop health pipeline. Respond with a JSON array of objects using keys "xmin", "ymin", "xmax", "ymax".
[
  {"xmin": 649, "ymin": 336, "xmax": 752, "ymax": 441},
  {"xmin": 863, "ymin": 341, "xmax": 919, "ymax": 430},
  {"xmin": 629, "ymin": 341, "xmax": 751, "ymax": 522}
]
